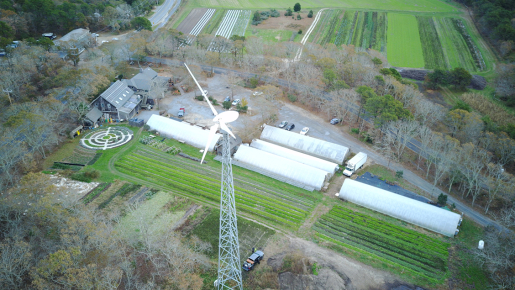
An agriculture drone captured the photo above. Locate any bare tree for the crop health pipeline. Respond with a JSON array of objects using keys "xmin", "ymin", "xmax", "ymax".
[
  {"xmin": 223, "ymin": 72, "xmax": 242, "ymax": 100},
  {"xmin": 386, "ymin": 119, "xmax": 420, "ymax": 161},
  {"xmin": 484, "ymin": 163, "xmax": 514, "ymax": 214}
]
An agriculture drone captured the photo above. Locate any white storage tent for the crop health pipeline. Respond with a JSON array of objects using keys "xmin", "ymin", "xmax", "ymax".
[
  {"xmin": 146, "ymin": 115, "xmax": 221, "ymax": 151},
  {"xmin": 233, "ymin": 145, "xmax": 328, "ymax": 190},
  {"xmin": 339, "ymin": 179, "xmax": 461, "ymax": 237},
  {"xmin": 250, "ymin": 139, "xmax": 339, "ymax": 175},
  {"xmin": 260, "ymin": 125, "xmax": 348, "ymax": 164}
]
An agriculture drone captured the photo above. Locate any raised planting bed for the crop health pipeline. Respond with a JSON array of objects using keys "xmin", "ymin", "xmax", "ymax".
[{"xmin": 81, "ymin": 183, "xmax": 111, "ymax": 204}]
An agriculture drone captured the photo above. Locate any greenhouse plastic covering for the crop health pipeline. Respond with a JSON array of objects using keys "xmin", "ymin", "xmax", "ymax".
[
  {"xmin": 233, "ymin": 145, "xmax": 328, "ymax": 190},
  {"xmin": 146, "ymin": 115, "xmax": 221, "ymax": 151},
  {"xmin": 260, "ymin": 125, "xmax": 349, "ymax": 164},
  {"xmin": 250, "ymin": 139, "xmax": 339, "ymax": 175},
  {"xmin": 339, "ymin": 179, "xmax": 461, "ymax": 237}
]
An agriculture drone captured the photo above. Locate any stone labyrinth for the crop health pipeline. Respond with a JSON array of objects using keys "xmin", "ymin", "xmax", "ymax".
[{"xmin": 80, "ymin": 127, "xmax": 134, "ymax": 150}]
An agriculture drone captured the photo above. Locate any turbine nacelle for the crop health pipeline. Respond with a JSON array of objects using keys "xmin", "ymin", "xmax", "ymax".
[{"xmin": 184, "ymin": 63, "xmax": 239, "ymax": 164}]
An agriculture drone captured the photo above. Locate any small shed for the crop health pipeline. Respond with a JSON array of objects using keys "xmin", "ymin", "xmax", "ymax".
[
  {"xmin": 85, "ymin": 107, "xmax": 102, "ymax": 125},
  {"xmin": 260, "ymin": 125, "xmax": 349, "ymax": 164},
  {"xmin": 338, "ymin": 179, "xmax": 462, "ymax": 237}
]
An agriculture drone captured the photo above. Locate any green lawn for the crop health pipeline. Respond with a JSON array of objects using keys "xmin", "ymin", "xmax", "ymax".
[
  {"xmin": 387, "ymin": 13, "xmax": 425, "ymax": 68},
  {"xmin": 188, "ymin": 0, "xmax": 458, "ymax": 13}
]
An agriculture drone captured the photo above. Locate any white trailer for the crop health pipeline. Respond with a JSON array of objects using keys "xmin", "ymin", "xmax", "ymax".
[{"xmin": 343, "ymin": 152, "xmax": 367, "ymax": 177}]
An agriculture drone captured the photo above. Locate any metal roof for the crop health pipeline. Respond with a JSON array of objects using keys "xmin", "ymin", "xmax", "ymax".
[
  {"xmin": 100, "ymin": 81, "xmax": 134, "ymax": 109},
  {"xmin": 146, "ymin": 115, "xmax": 221, "ymax": 151},
  {"xmin": 260, "ymin": 125, "xmax": 349, "ymax": 164},
  {"xmin": 85, "ymin": 107, "xmax": 102, "ymax": 122},
  {"xmin": 250, "ymin": 139, "xmax": 339, "ymax": 175},
  {"xmin": 233, "ymin": 145, "xmax": 328, "ymax": 190},
  {"xmin": 339, "ymin": 179, "xmax": 461, "ymax": 237},
  {"xmin": 123, "ymin": 68, "xmax": 158, "ymax": 91}
]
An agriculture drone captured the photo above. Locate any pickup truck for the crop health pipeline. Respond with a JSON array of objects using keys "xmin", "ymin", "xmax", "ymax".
[
  {"xmin": 178, "ymin": 108, "xmax": 185, "ymax": 117},
  {"xmin": 242, "ymin": 250, "xmax": 264, "ymax": 271}
]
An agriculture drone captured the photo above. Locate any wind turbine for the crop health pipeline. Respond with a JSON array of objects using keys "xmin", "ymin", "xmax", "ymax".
[{"xmin": 184, "ymin": 64, "xmax": 243, "ymax": 290}]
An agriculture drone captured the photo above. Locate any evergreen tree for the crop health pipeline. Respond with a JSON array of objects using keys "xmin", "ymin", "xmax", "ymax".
[{"xmin": 294, "ymin": 2, "xmax": 301, "ymax": 12}]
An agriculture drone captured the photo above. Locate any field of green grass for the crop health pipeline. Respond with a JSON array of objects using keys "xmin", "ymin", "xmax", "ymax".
[
  {"xmin": 188, "ymin": 0, "xmax": 458, "ymax": 13},
  {"xmin": 387, "ymin": 13, "xmax": 425, "ymax": 68}
]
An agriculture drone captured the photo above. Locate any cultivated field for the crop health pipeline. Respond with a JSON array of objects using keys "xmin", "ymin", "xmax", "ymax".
[
  {"xmin": 314, "ymin": 205, "xmax": 451, "ymax": 284},
  {"xmin": 188, "ymin": 0, "xmax": 459, "ymax": 13},
  {"xmin": 113, "ymin": 137, "xmax": 322, "ymax": 230},
  {"xmin": 387, "ymin": 13, "xmax": 425, "ymax": 68}
]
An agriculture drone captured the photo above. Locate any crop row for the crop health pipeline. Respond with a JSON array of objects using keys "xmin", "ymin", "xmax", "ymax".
[
  {"xmin": 328, "ymin": 206, "xmax": 449, "ymax": 252},
  {"xmin": 124, "ymin": 153, "xmax": 309, "ymax": 216},
  {"xmin": 319, "ymin": 10, "xmax": 341, "ymax": 46},
  {"xmin": 115, "ymin": 161, "xmax": 300, "ymax": 228},
  {"xmin": 231, "ymin": 10, "xmax": 251, "ymax": 37},
  {"xmin": 82, "ymin": 183, "xmax": 111, "ymax": 204},
  {"xmin": 310, "ymin": 9, "xmax": 333, "ymax": 44},
  {"xmin": 134, "ymin": 148, "xmax": 318, "ymax": 209},
  {"xmin": 318, "ymin": 216, "xmax": 447, "ymax": 270},
  {"xmin": 417, "ymin": 16, "xmax": 447, "ymax": 69},
  {"xmin": 115, "ymin": 153, "xmax": 310, "ymax": 228},
  {"xmin": 205, "ymin": 9, "xmax": 225, "ymax": 35},
  {"xmin": 315, "ymin": 233, "xmax": 442, "ymax": 284},
  {"xmin": 314, "ymin": 223, "xmax": 445, "ymax": 278},
  {"xmin": 334, "ymin": 11, "xmax": 355, "ymax": 46}
]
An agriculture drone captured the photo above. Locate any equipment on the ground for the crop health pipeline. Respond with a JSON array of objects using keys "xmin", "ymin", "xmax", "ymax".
[
  {"xmin": 242, "ymin": 250, "xmax": 264, "ymax": 271},
  {"xmin": 343, "ymin": 152, "xmax": 367, "ymax": 177},
  {"xmin": 185, "ymin": 63, "xmax": 243, "ymax": 290},
  {"xmin": 178, "ymin": 108, "xmax": 185, "ymax": 117}
]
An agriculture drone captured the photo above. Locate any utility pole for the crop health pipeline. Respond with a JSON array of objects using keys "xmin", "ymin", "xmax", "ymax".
[{"xmin": 3, "ymin": 89, "xmax": 12, "ymax": 105}]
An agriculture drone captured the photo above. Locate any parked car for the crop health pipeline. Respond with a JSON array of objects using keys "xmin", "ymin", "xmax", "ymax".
[
  {"xmin": 278, "ymin": 121, "xmax": 288, "ymax": 128},
  {"xmin": 232, "ymin": 99, "xmax": 241, "ymax": 106},
  {"xmin": 286, "ymin": 124, "xmax": 295, "ymax": 131},
  {"xmin": 224, "ymin": 96, "xmax": 231, "ymax": 102},
  {"xmin": 178, "ymin": 108, "xmax": 185, "ymax": 117},
  {"xmin": 300, "ymin": 127, "xmax": 309, "ymax": 135},
  {"xmin": 330, "ymin": 118, "xmax": 341, "ymax": 125}
]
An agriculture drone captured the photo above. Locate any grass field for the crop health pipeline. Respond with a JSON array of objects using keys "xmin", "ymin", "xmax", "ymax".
[
  {"xmin": 245, "ymin": 28, "xmax": 294, "ymax": 42},
  {"xmin": 188, "ymin": 0, "xmax": 458, "ymax": 13},
  {"xmin": 387, "ymin": 13, "xmax": 424, "ymax": 68}
]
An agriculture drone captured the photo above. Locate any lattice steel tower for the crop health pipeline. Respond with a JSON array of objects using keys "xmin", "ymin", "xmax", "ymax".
[
  {"xmin": 184, "ymin": 63, "xmax": 242, "ymax": 290},
  {"xmin": 216, "ymin": 131, "xmax": 243, "ymax": 290}
]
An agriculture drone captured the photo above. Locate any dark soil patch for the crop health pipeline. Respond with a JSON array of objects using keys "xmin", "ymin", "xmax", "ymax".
[{"xmin": 176, "ymin": 8, "xmax": 208, "ymax": 34}]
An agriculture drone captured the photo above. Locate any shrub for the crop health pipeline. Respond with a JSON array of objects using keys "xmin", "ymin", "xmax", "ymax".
[
  {"xmin": 438, "ymin": 194, "xmax": 448, "ymax": 206},
  {"xmin": 195, "ymin": 95, "xmax": 204, "ymax": 101},
  {"xmin": 308, "ymin": 10, "xmax": 313, "ymax": 18},
  {"xmin": 84, "ymin": 169, "xmax": 101, "ymax": 179},
  {"xmin": 249, "ymin": 77, "xmax": 259, "ymax": 88},
  {"xmin": 351, "ymin": 128, "xmax": 359, "ymax": 134},
  {"xmin": 297, "ymin": 14, "xmax": 301, "ymax": 20},
  {"xmin": 372, "ymin": 57, "xmax": 382, "ymax": 66},
  {"xmin": 270, "ymin": 9, "xmax": 280, "ymax": 17},
  {"xmin": 51, "ymin": 163, "xmax": 71, "ymax": 170},
  {"xmin": 143, "ymin": 124, "xmax": 150, "ymax": 131},
  {"xmin": 294, "ymin": 3, "xmax": 301, "ymax": 12},
  {"xmin": 451, "ymin": 100, "xmax": 471, "ymax": 112},
  {"xmin": 298, "ymin": 29, "xmax": 302, "ymax": 35},
  {"xmin": 71, "ymin": 172, "xmax": 92, "ymax": 183},
  {"xmin": 285, "ymin": 7, "xmax": 293, "ymax": 16},
  {"xmin": 395, "ymin": 170, "xmax": 403, "ymax": 179},
  {"xmin": 288, "ymin": 94, "xmax": 297, "ymax": 102},
  {"xmin": 461, "ymin": 92, "xmax": 515, "ymax": 126},
  {"xmin": 222, "ymin": 101, "xmax": 231, "ymax": 109}
]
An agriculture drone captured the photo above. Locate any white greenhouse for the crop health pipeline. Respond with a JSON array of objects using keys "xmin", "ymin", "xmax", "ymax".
[
  {"xmin": 146, "ymin": 115, "xmax": 221, "ymax": 151},
  {"xmin": 233, "ymin": 145, "xmax": 328, "ymax": 190},
  {"xmin": 338, "ymin": 179, "xmax": 462, "ymax": 237},
  {"xmin": 250, "ymin": 139, "xmax": 339, "ymax": 175},
  {"xmin": 260, "ymin": 125, "xmax": 349, "ymax": 164}
]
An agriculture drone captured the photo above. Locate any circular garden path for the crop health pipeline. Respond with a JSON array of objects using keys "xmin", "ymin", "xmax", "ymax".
[{"xmin": 80, "ymin": 127, "xmax": 133, "ymax": 150}]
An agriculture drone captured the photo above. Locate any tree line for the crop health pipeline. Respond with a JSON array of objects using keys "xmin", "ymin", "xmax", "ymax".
[{"xmin": 0, "ymin": 0, "xmax": 153, "ymax": 47}]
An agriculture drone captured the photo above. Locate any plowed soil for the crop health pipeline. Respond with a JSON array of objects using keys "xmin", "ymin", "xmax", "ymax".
[{"xmin": 176, "ymin": 8, "xmax": 208, "ymax": 34}]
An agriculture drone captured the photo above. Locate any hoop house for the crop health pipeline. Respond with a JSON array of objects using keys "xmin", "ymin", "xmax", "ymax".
[
  {"xmin": 233, "ymin": 145, "xmax": 328, "ymax": 190},
  {"xmin": 260, "ymin": 125, "xmax": 348, "ymax": 164},
  {"xmin": 250, "ymin": 139, "xmax": 339, "ymax": 175},
  {"xmin": 339, "ymin": 179, "xmax": 461, "ymax": 237},
  {"xmin": 146, "ymin": 115, "xmax": 221, "ymax": 151}
]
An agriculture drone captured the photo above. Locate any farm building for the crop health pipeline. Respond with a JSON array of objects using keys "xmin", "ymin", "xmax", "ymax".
[
  {"xmin": 122, "ymin": 68, "xmax": 159, "ymax": 93},
  {"xmin": 338, "ymin": 179, "xmax": 462, "ymax": 237},
  {"xmin": 260, "ymin": 125, "xmax": 349, "ymax": 164},
  {"xmin": 53, "ymin": 28, "xmax": 95, "ymax": 53},
  {"xmin": 146, "ymin": 115, "xmax": 222, "ymax": 151},
  {"xmin": 84, "ymin": 107, "xmax": 103, "ymax": 126},
  {"xmin": 233, "ymin": 145, "xmax": 329, "ymax": 190},
  {"xmin": 250, "ymin": 139, "xmax": 339, "ymax": 175},
  {"xmin": 89, "ymin": 81, "xmax": 142, "ymax": 121}
]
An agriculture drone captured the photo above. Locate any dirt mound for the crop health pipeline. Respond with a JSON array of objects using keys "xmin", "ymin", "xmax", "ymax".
[
  {"xmin": 278, "ymin": 269, "xmax": 347, "ymax": 290},
  {"xmin": 397, "ymin": 69, "xmax": 486, "ymax": 90}
]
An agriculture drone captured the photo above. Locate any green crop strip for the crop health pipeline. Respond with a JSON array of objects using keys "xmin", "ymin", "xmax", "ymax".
[
  {"xmin": 433, "ymin": 17, "xmax": 477, "ymax": 71},
  {"xmin": 416, "ymin": 16, "xmax": 447, "ymax": 69},
  {"xmin": 351, "ymin": 11, "xmax": 365, "ymax": 47},
  {"xmin": 205, "ymin": 9, "xmax": 226, "ymax": 35},
  {"xmin": 313, "ymin": 206, "xmax": 450, "ymax": 282},
  {"xmin": 114, "ymin": 152, "xmax": 315, "ymax": 229},
  {"xmin": 82, "ymin": 183, "xmax": 110, "ymax": 204},
  {"xmin": 387, "ymin": 13, "xmax": 424, "ymax": 68}
]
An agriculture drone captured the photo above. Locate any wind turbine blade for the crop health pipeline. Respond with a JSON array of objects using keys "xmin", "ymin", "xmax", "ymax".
[
  {"xmin": 220, "ymin": 121, "xmax": 236, "ymax": 139},
  {"xmin": 184, "ymin": 64, "xmax": 218, "ymax": 116},
  {"xmin": 201, "ymin": 124, "xmax": 219, "ymax": 164}
]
